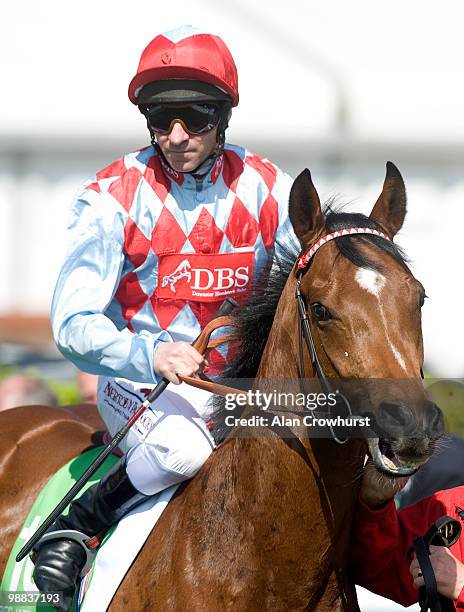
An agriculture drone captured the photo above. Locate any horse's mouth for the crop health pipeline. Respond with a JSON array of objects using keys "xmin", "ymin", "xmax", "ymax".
[{"xmin": 367, "ymin": 438, "xmax": 420, "ymax": 477}]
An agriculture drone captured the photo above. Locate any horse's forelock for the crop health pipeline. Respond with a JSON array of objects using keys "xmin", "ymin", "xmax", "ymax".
[{"xmin": 324, "ymin": 205, "xmax": 410, "ymax": 273}]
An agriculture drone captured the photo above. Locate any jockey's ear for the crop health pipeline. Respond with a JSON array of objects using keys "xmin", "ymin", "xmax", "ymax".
[
  {"xmin": 369, "ymin": 162, "xmax": 407, "ymax": 239},
  {"xmin": 289, "ymin": 169, "xmax": 325, "ymax": 247}
]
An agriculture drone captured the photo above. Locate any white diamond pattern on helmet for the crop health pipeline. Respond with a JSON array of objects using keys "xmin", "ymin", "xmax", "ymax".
[{"xmin": 162, "ymin": 25, "xmax": 210, "ymax": 44}]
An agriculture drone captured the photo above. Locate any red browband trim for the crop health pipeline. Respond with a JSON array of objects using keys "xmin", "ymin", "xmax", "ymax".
[{"xmin": 297, "ymin": 227, "xmax": 391, "ymax": 270}]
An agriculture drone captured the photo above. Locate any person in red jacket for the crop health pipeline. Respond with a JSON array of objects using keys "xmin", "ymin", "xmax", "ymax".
[{"xmin": 350, "ymin": 462, "xmax": 464, "ymax": 609}]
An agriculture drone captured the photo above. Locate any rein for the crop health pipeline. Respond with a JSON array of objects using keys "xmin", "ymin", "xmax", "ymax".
[{"xmin": 411, "ymin": 516, "xmax": 461, "ymax": 612}]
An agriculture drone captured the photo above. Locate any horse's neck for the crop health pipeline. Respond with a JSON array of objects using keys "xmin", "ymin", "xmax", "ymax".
[
  {"xmin": 194, "ymin": 276, "xmax": 364, "ymax": 608},
  {"xmin": 255, "ymin": 273, "xmax": 364, "ymax": 547}
]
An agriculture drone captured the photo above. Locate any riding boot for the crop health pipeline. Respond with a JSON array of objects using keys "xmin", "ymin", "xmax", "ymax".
[{"xmin": 32, "ymin": 455, "xmax": 149, "ymax": 611}]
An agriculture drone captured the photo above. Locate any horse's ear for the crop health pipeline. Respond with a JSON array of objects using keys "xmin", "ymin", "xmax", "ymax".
[
  {"xmin": 289, "ymin": 169, "xmax": 325, "ymax": 246},
  {"xmin": 369, "ymin": 162, "xmax": 407, "ymax": 238}
]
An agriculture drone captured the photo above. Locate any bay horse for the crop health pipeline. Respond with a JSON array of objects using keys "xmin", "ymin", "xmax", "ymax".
[{"xmin": 0, "ymin": 162, "xmax": 443, "ymax": 611}]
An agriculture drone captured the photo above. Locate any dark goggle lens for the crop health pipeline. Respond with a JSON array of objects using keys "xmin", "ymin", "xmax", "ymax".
[{"xmin": 146, "ymin": 104, "xmax": 221, "ymax": 134}]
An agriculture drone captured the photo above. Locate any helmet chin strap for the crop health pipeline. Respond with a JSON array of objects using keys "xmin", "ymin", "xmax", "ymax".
[
  {"xmin": 146, "ymin": 105, "xmax": 230, "ymax": 175},
  {"xmin": 212, "ymin": 103, "xmax": 231, "ymax": 158}
]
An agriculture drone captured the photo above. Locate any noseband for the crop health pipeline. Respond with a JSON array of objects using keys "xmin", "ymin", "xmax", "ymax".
[{"xmin": 295, "ymin": 227, "xmax": 391, "ymax": 444}]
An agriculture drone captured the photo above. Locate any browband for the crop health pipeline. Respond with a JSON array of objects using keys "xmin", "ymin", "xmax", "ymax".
[{"xmin": 296, "ymin": 227, "xmax": 391, "ymax": 271}]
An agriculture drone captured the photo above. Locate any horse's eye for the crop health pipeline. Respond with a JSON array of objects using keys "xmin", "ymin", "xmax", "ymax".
[
  {"xmin": 311, "ymin": 303, "xmax": 332, "ymax": 322},
  {"xmin": 419, "ymin": 288, "xmax": 428, "ymax": 309}
]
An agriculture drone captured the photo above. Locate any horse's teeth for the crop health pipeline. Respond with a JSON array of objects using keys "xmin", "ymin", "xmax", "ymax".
[{"xmin": 382, "ymin": 455, "xmax": 398, "ymax": 471}]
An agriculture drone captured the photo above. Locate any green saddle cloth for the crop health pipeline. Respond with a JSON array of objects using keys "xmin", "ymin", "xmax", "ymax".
[{"xmin": 0, "ymin": 447, "xmax": 117, "ymax": 611}]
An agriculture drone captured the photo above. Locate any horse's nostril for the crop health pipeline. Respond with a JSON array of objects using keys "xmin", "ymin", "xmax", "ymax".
[
  {"xmin": 384, "ymin": 401, "xmax": 412, "ymax": 427},
  {"xmin": 376, "ymin": 400, "xmax": 415, "ymax": 436},
  {"xmin": 375, "ymin": 400, "xmax": 445, "ymax": 441},
  {"xmin": 426, "ymin": 402, "xmax": 445, "ymax": 440}
]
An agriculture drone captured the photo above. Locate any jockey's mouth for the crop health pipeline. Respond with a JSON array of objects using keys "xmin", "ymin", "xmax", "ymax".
[{"xmin": 366, "ymin": 438, "xmax": 421, "ymax": 478}]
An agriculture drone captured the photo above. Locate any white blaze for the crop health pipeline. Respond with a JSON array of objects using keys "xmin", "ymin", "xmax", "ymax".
[
  {"xmin": 390, "ymin": 344, "xmax": 407, "ymax": 371},
  {"xmin": 354, "ymin": 268, "xmax": 408, "ymax": 372},
  {"xmin": 355, "ymin": 268, "xmax": 385, "ymax": 296}
]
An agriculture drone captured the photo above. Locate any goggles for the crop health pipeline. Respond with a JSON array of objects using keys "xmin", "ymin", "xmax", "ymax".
[{"xmin": 144, "ymin": 103, "xmax": 222, "ymax": 135}]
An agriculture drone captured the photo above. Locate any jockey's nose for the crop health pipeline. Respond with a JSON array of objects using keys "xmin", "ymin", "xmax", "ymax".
[{"xmin": 168, "ymin": 121, "xmax": 190, "ymax": 145}]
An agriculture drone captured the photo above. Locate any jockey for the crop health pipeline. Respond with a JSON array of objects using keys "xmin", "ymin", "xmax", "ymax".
[
  {"xmin": 32, "ymin": 25, "xmax": 296, "ymax": 607},
  {"xmin": 350, "ymin": 462, "xmax": 464, "ymax": 607}
]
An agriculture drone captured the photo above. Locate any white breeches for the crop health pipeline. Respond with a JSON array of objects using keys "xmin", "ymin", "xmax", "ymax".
[{"xmin": 97, "ymin": 376, "xmax": 216, "ymax": 496}]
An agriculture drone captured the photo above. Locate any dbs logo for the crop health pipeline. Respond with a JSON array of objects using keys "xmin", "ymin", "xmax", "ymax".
[{"xmin": 158, "ymin": 252, "xmax": 254, "ymax": 302}]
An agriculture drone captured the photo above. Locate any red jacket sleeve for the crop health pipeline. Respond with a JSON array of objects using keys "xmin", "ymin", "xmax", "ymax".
[
  {"xmin": 350, "ymin": 487, "xmax": 464, "ymax": 608},
  {"xmin": 457, "ymin": 585, "xmax": 464, "ymax": 609}
]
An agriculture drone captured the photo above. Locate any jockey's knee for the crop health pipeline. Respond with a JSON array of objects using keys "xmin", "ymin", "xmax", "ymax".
[
  {"xmin": 152, "ymin": 421, "xmax": 213, "ymax": 479},
  {"xmin": 126, "ymin": 416, "xmax": 214, "ymax": 495}
]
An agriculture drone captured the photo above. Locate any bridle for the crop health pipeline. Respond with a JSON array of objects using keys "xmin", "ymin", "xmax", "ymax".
[
  {"xmin": 294, "ymin": 227, "xmax": 391, "ymax": 444},
  {"xmin": 179, "ymin": 226, "xmax": 394, "ymax": 444}
]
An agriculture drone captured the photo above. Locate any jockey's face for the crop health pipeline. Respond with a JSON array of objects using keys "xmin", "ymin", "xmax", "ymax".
[{"xmin": 156, "ymin": 121, "xmax": 218, "ymax": 173}]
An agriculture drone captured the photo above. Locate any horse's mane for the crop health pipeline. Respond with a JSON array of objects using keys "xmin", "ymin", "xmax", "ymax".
[{"xmin": 210, "ymin": 204, "xmax": 409, "ymax": 439}]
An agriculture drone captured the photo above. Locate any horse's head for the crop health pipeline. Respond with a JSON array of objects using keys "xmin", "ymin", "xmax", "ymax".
[{"xmin": 288, "ymin": 162, "xmax": 444, "ymax": 477}]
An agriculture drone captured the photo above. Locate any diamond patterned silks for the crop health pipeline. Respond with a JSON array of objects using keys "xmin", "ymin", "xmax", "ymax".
[
  {"xmin": 188, "ymin": 207, "xmax": 224, "ymax": 254},
  {"xmin": 89, "ymin": 144, "xmax": 290, "ymax": 366}
]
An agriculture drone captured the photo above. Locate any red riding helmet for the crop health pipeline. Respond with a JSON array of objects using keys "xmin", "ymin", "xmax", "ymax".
[{"xmin": 128, "ymin": 26, "xmax": 239, "ymax": 107}]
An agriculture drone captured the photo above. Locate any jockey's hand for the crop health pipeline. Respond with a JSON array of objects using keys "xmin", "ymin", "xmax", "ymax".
[
  {"xmin": 410, "ymin": 546, "xmax": 464, "ymax": 601},
  {"xmin": 153, "ymin": 341, "xmax": 205, "ymax": 385},
  {"xmin": 360, "ymin": 459, "xmax": 409, "ymax": 509}
]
